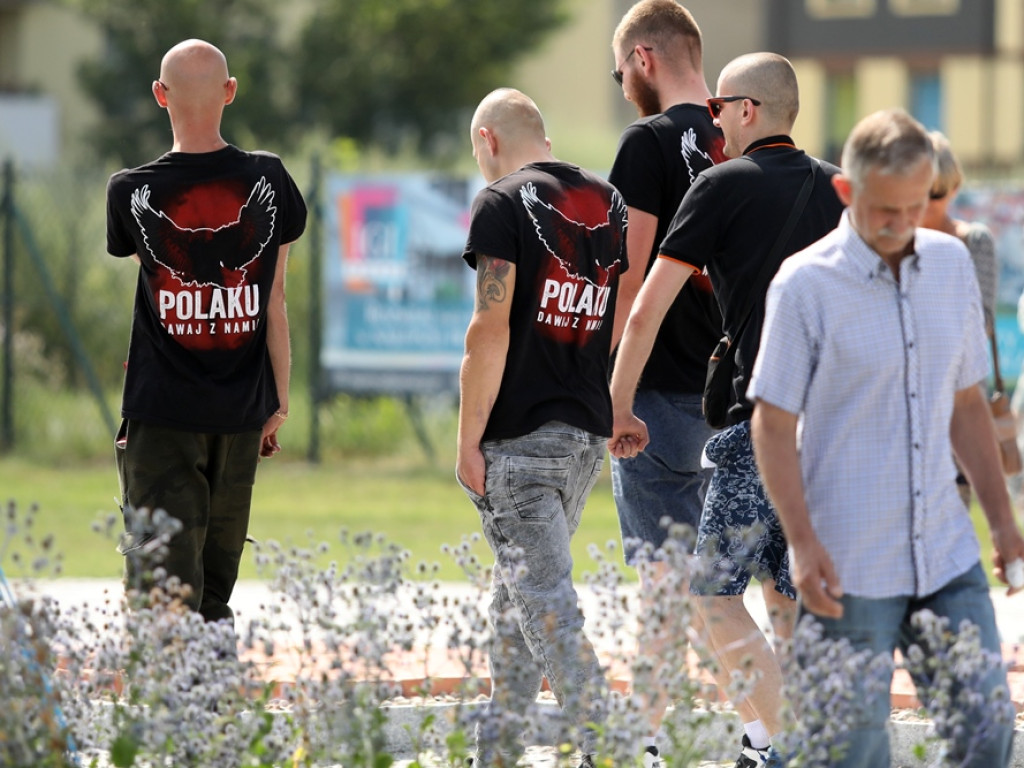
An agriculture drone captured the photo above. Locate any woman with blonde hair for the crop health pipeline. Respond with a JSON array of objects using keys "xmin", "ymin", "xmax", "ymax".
[
  {"xmin": 921, "ymin": 130, "xmax": 1000, "ymax": 505},
  {"xmin": 921, "ymin": 131, "xmax": 998, "ymax": 332}
]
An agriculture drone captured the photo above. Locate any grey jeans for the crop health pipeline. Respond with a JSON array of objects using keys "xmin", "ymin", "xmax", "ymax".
[{"xmin": 458, "ymin": 421, "xmax": 608, "ymax": 765}]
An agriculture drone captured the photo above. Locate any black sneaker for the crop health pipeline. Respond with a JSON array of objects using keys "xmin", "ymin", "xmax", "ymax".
[{"xmin": 735, "ymin": 734, "xmax": 784, "ymax": 768}]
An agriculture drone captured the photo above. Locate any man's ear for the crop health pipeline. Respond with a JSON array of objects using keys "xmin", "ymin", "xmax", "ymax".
[
  {"xmin": 636, "ymin": 44, "xmax": 654, "ymax": 77},
  {"xmin": 153, "ymin": 80, "xmax": 168, "ymax": 109},
  {"xmin": 225, "ymin": 77, "xmax": 238, "ymax": 106},
  {"xmin": 479, "ymin": 126, "xmax": 498, "ymax": 157},
  {"xmin": 832, "ymin": 174, "xmax": 853, "ymax": 206}
]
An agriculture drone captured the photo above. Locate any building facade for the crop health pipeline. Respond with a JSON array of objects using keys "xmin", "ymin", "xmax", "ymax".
[{"xmin": 2, "ymin": 0, "xmax": 1023, "ymax": 176}]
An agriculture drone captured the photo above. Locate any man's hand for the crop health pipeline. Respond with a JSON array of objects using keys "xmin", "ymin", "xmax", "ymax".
[
  {"xmin": 457, "ymin": 444, "xmax": 487, "ymax": 496},
  {"xmin": 607, "ymin": 412, "xmax": 649, "ymax": 459},
  {"xmin": 260, "ymin": 411, "xmax": 287, "ymax": 458},
  {"xmin": 990, "ymin": 522, "xmax": 1024, "ymax": 596},
  {"xmin": 950, "ymin": 382, "xmax": 1024, "ymax": 596},
  {"xmin": 789, "ymin": 536, "xmax": 844, "ymax": 618}
]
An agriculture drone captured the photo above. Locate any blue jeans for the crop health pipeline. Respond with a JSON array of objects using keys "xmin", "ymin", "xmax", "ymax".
[
  {"xmin": 610, "ymin": 390, "xmax": 716, "ymax": 565},
  {"xmin": 799, "ymin": 562, "xmax": 1013, "ymax": 767},
  {"xmin": 457, "ymin": 422, "xmax": 608, "ymax": 765}
]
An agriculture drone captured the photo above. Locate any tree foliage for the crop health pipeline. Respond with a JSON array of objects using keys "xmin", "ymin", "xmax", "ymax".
[
  {"xmin": 293, "ymin": 0, "xmax": 570, "ymax": 158},
  {"xmin": 64, "ymin": 0, "xmax": 570, "ymax": 167},
  {"xmin": 66, "ymin": 0, "xmax": 289, "ymax": 168}
]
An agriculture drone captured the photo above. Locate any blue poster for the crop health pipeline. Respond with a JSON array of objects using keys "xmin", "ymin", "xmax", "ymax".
[{"xmin": 321, "ymin": 174, "xmax": 478, "ymax": 395}]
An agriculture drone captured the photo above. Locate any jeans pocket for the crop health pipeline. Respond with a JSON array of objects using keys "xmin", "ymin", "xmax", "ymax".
[{"xmin": 505, "ymin": 454, "xmax": 572, "ymax": 520}]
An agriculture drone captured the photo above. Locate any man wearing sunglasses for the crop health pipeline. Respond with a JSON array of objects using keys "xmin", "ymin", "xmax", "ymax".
[
  {"xmin": 609, "ymin": 52, "xmax": 844, "ymax": 768},
  {"xmin": 606, "ymin": 3, "xmax": 725, "ymax": 767}
]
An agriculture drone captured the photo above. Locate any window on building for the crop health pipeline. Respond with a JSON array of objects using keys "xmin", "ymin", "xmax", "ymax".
[
  {"xmin": 826, "ymin": 72, "xmax": 858, "ymax": 164},
  {"xmin": 889, "ymin": 0, "xmax": 959, "ymax": 16},
  {"xmin": 0, "ymin": 10, "xmax": 18, "ymax": 89},
  {"xmin": 806, "ymin": 0, "xmax": 877, "ymax": 18},
  {"xmin": 910, "ymin": 71, "xmax": 942, "ymax": 131}
]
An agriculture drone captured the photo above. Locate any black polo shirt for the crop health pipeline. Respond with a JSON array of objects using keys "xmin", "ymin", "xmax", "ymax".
[{"xmin": 658, "ymin": 135, "xmax": 845, "ymax": 425}]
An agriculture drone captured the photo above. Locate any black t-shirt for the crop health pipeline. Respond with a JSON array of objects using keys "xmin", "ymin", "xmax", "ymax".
[
  {"xmin": 659, "ymin": 136, "xmax": 844, "ymax": 425},
  {"xmin": 463, "ymin": 162, "xmax": 628, "ymax": 441},
  {"xmin": 106, "ymin": 145, "xmax": 307, "ymax": 432},
  {"xmin": 608, "ymin": 103, "xmax": 726, "ymax": 393}
]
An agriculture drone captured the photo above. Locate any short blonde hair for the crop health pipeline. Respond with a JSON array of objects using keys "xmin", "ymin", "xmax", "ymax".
[
  {"xmin": 928, "ymin": 130, "xmax": 962, "ymax": 199},
  {"xmin": 612, "ymin": 0, "xmax": 703, "ymax": 72}
]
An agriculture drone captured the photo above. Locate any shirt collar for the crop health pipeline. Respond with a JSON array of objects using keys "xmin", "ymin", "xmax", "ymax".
[
  {"xmin": 742, "ymin": 135, "xmax": 796, "ymax": 155},
  {"xmin": 836, "ymin": 210, "xmax": 922, "ymax": 282}
]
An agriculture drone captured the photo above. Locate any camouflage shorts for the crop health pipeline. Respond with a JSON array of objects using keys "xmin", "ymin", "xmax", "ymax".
[{"xmin": 690, "ymin": 420, "xmax": 794, "ymax": 599}]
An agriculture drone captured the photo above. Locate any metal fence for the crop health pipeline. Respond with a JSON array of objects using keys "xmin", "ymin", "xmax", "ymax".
[{"xmin": 0, "ymin": 155, "xmax": 343, "ymax": 463}]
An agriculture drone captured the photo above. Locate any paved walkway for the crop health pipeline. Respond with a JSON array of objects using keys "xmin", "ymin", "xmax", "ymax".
[{"xmin": 16, "ymin": 578, "xmax": 1024, "ymax": 705}]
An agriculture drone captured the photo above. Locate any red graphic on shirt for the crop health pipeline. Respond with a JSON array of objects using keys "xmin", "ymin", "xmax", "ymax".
[
  {"xmin": 131, "ymin": 178, "xmax": 276, "ymax": 351},
  {"xmin": 520, "ymin": 182, "xmax": 625, "ymax": 345}
]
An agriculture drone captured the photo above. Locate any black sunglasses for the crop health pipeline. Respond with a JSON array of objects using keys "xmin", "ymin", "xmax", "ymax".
[
  {"xmin": 611, "ymin": 46, "xmax": 653, "ymax": 86},
  {"xmin": 706, "ymin": 95, "xmax": 761, "ymax": 119}
]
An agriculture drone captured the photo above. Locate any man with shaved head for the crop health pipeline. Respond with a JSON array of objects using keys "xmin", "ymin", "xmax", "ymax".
[
  {"xmin": 457, "ymin": 87, "xmax": 627, "ymax": 767},
  {"xmin": 609, "ymin": 52, "xmax": 843, "ymax": 767},
  {"xmin": 106, "ymin": 39, "xmax": 306, "ymax": 627}
]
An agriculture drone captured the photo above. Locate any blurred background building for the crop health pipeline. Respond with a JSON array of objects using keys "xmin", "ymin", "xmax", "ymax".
[{"xmin": 2, "ymin": 0, "xmax": 1022, "ymax": 174}]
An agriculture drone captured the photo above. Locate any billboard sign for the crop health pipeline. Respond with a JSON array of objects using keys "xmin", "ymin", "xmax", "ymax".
[{"xmin": 321, "ymin": 174, "xmax": 477, "ymax": 395}]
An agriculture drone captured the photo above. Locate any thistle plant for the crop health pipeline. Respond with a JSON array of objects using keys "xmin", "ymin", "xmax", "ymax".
[
  {"xmin": 903, "ymin": 609, "xmax": 1016, "ymax": 767},
  {"xmin": 0, "ymin": 499, "xmax": 1019, "ymax": 767},
  {"xmin": 774, "ymin": 614, "xmax": 893, "ymax": 767}
]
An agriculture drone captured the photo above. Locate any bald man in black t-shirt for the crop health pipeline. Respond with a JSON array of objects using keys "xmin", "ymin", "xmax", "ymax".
[
  {"xmin": 457, "ymin": 88, "xmax": 627, "ymax": 768},
  {"xmin": 107, "ymin": 39, "xmax": 306, "ymax": 625}
]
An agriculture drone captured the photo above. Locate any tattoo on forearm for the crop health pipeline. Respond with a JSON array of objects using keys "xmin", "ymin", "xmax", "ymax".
[{"xmin": 477, "ymin": 256, "xmax": 510, "ymax": 310}]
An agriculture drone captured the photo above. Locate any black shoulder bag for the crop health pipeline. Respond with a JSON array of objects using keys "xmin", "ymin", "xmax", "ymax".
[{"xmin": 702, "ymin": 160, "xmax": 818, "ymax": 428}]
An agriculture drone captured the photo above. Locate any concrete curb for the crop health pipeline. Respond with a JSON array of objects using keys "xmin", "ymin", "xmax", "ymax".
[
  {"xmin": 70, "ymin": 697, "xmax": 1024, "ymax": 767},
  {"xmin": 380, "ymin": 700, "xmax": 1024, "ymax": 766}
]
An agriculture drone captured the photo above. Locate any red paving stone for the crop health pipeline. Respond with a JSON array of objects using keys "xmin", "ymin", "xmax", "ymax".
[{"xmin": 241, "ymin": 640, "xmax": 1024, "ymax": 712}]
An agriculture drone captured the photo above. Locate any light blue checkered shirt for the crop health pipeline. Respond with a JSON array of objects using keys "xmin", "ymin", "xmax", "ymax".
[{"xmin": 748, "ymin": 212, "xmax": 989, "ymax": 599}]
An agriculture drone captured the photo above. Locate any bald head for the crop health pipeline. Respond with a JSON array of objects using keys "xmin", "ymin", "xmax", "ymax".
[
  {"xmin": 153, "ymin": 39, "xmax": 236, "ymax": 151},
  {"xmin": 158, "ymin": 39, "xmax": 233, "ymax": 112},
  {"xmin": 718, "ymin": 52, "xmax": 799, "ymax": 130},
  {"xmin": 470, "ymin": 89, "xmax": 553, "ymax": 182},
  {"xmin": 471, "ymin": 88, "xmax": 548, "ymax": 148}
]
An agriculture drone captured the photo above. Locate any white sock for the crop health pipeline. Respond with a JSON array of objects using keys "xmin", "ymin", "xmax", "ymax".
[{"xmin": 744, "ymin": 720, "xmax": 771, "ymax": 750}]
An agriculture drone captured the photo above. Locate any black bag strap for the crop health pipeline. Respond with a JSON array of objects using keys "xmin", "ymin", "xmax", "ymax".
[
  {"xmin": 991, "ymin": 328, "xmax": 1006, "ymax": 395},
  {"xmin": 725, "ymin": 158, "xmax": 818, "ymax": 349}
]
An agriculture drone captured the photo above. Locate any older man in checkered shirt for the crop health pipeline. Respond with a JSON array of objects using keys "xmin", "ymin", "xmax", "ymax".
[{"xmin": 749, "ymin": 108, "xmax": 1024, "ymax": 768}]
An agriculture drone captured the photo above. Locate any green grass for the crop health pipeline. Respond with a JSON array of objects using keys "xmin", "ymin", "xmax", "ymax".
[
  {"xmin": 0, "ymin": 454, "xmax": 1001, "ymax": 587},
  {"xmin": 0, "ymin": 455, "xmax": 626, "ymax": 582}
]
